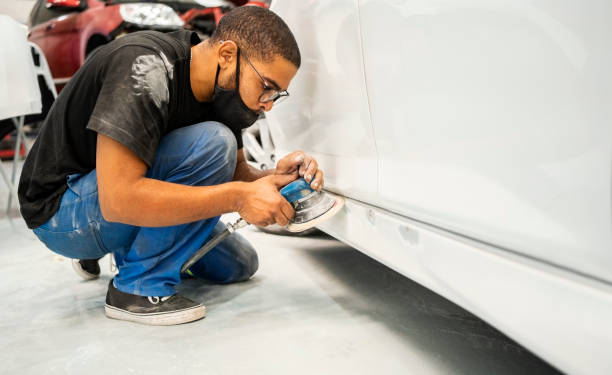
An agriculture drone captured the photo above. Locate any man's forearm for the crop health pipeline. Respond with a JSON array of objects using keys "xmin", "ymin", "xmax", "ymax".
[
  {"xmin": 233, "ymin": 160, "xmax": 275, "ymax": 182},
  {"xmin": 101, "ymin": 178, "xmax": 246, "ymax": 227}
]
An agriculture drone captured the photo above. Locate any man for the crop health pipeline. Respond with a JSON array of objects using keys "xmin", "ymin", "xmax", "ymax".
[{"xmin": 18, "ymin": 7, "xmax": 324, "ymax": 325}]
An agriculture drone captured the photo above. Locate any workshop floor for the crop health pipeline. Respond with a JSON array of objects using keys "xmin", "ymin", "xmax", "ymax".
[{"xmin": 0, "ymin": 172, "xmax": 560, "ymax": 374}]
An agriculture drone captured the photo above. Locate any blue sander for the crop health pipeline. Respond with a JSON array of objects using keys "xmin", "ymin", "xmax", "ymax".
[{"xmin": 181, "ymin": 178, "xmax": 344, "ymax": 273}]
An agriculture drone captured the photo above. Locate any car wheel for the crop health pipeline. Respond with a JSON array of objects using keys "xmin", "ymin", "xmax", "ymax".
[{"xmin": 242, "ymin": 115, "xmax": 276, "ymax": 171}]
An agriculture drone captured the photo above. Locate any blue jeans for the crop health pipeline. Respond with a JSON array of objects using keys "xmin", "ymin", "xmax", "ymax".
[{"xmin": 33, "ymin": 122, "xmax": 258, "ymax": 297}]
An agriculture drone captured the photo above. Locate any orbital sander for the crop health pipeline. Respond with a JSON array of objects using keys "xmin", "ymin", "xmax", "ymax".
[{"xmin": 181, "ymin": 178, "xmax": 344, "ymax": 273}]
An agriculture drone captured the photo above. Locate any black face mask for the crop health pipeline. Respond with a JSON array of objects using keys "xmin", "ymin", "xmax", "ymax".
[{"xmin": 212, "ymin": 48, "xmax": 259, "ymax": 134}]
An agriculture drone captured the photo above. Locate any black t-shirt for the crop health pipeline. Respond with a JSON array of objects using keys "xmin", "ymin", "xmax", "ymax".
[{"xmin": 18, "ymin": 30, "xmax": 243, "ymax": 229}]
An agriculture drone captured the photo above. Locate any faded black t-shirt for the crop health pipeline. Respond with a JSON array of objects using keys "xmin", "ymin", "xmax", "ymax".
[{"xmin": 18, "ymin": 30, "xmax": 243, "ymax": 229}]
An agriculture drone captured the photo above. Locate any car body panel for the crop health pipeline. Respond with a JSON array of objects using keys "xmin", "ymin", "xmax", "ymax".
[
  {"xmin": 358, "ymin": 0, "xmax": 612, "ymax": 284},
  {"xmin": 268, "ymin": 0, "xmax": 612, "ymax": 373},
  {"xmin": 28, "ymin": 0, "xmax": 125, "ymax": 89},
  {"xmin": 316, "ymin": 194, "xmax": 612, "ymax": 375},
  {"xmin": 266, "ymin": 0, "xmax": 379, "ymax": 202},
  {"xmin": 40, "ymin": 9, "xmax": 87, "ymax": 80}
]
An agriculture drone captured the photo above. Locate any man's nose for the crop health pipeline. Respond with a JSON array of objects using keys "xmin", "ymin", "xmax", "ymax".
[{"xmin": 260, "ymin": 101, "xmax": 274, "ymax": 112}]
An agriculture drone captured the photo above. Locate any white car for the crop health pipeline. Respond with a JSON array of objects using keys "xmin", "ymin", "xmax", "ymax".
[{"xmin": 248, "ymin": 1, "xmax": 612, "ymax": 374}]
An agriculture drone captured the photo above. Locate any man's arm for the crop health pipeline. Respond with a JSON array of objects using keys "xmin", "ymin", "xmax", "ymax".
[
  {"xmin": 233, "ymin": 149, "xmax": 275, "ymax": 182},
  {"xmin": 97, "ymin": 134, "xmax": 295, "ymax": 227},
  {"xmin": 234, "ymin": 149, "xmax": 326, "ymax": 192}
]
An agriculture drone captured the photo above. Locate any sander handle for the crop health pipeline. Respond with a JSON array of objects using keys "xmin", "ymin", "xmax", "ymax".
[
  {"xmin": 180, "ymin": 178, "xmax": 309, "ymax": 274},
  {"xmin": 180, "ymin": 218, "xmax": 248, "ymax": 274}
]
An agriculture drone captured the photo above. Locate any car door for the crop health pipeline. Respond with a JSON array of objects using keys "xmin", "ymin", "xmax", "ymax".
[
  {"xmin": 28, "ymin": 0, "xmax": 50, "ymax": 51},
  {"xmin": 28, "ymin": 0, "xmax": 85, "ymax": 86},
  {"xmin": 267, "ymin": 0, "xmax": 378, "ymax": 202},
  {"xmin": 358, "ymin": 0, "xmax": 612, "ymax": 282},
  {"xmin": 41, "ymin": 6, "xmax": 83, "ymax": 83}
]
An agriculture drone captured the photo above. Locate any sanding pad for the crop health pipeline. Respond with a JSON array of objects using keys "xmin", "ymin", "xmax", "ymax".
[{"xmin": 286, "ymin": 193, "xmax": 345, "ymax": 233}]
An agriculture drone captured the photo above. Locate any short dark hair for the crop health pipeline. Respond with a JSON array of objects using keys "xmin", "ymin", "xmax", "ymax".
[{"xmin": 209, "ymin": 6, "xmax": 301, "ymax": 68}]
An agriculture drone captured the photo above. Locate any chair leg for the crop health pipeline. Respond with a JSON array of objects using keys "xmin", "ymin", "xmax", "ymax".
[
  {"xmin": 0, "ymin": 158, "xmax": 20, "ymax": 214},
  {"xmin": 6, "ymin": 116, "xmax": 25, "ymax": 214}
]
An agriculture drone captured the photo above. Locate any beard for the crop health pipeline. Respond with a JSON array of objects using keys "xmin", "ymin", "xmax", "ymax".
[{"xmin": 217, "ymin": 69, "xmax": 236, "ymax": 90}]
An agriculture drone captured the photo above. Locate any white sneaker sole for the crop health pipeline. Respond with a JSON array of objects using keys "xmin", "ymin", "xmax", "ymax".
[
  {"xmin": 286, "ymin": 195, "xmax": 345, "ymax": 233},
  {"xmin": 104, "ymin": 304, "xmax": 206, "ymax": 326},
  {"xmin": 71, "ymin": 259, "xmax": 99, "ymax": 280}
]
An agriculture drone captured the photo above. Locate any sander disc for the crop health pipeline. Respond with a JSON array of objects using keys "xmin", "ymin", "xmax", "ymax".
[{"xmin": 286, "ymin": 192, "xmax": 344, "ymax": 233}]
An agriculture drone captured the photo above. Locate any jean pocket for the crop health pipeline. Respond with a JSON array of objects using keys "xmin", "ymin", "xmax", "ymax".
[
  {"xmin": 66, "ymin": 171, "xmax": 98, "ymax": 198},
  {"xmin": 33, "ymin": 223, "xmax": 107, "ymax": 260}
]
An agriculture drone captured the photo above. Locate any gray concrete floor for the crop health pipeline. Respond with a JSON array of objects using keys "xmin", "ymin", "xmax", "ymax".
[{"xmin": 0, "ymin": 163, "xmax": 560, "ymax": 374}]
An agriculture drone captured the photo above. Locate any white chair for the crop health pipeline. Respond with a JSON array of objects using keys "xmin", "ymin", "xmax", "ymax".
[
  {"xmin": 0, "ymin": 15, "xmax": 42, "ymax": 215},
  {"xmin": 29, "ymin": 41, "xmax": 58, "ymax": 99}
]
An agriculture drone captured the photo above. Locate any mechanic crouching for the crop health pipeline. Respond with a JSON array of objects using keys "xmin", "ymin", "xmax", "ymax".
[{"xmin": 17, "ymin": 6, "xmax": 324, "ymax": 325}]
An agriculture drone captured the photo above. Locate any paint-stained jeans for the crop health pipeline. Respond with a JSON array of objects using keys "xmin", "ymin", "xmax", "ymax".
[{"xmin": 32, "ymin": 122, "xmax": 259, "ymax": 297}]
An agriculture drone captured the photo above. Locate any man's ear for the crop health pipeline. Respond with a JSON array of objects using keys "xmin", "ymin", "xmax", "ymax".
[{"xmin": 217, "ymin": 40, "xmax": 238, "ymax": 70}]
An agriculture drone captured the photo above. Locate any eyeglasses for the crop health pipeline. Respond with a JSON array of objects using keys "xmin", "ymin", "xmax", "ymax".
[{"xmin": 241, "ymin": 50, "xmax": 290, "ymax": 104}]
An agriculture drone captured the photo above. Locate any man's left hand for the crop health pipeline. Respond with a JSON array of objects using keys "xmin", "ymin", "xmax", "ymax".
[{"xmin": 275, "ymin": 151, "xmax": 324, "ymax": 192}]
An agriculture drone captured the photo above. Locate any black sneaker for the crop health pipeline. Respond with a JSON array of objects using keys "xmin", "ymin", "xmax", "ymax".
[
  {"xmin": 104, "ymin": 279, "xmax": 206, "ymax": 325},
  {"xmin": 71, "ymin": 258, "xmax": 102, "ymax": 280}
]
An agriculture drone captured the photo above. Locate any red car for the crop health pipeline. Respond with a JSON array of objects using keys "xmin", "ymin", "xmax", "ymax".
[{"xmin": 28, "ymin": 0, "xmax": 268, "ymax": 92}]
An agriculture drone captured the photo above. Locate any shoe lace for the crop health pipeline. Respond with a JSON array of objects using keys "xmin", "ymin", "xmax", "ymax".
[{"xmin": 147, "ymin": 296, "xmax": 172, "ymax": 304}]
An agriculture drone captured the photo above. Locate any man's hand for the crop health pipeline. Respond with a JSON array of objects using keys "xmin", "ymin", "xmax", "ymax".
[
  {"xmin": 275, "ymin": 151, "xmax": 325, "ymax": 192},
  {"xmin": 237, "ymin": 174, "xmax": 296, "ymax": 227}
]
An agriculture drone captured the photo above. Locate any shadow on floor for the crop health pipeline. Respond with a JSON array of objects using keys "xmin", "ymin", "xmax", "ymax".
[{"xmin": 289, "ymin": 237, "xmax": 561, "ymax": 375}]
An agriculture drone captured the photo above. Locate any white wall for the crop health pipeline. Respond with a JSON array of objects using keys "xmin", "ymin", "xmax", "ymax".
[{"xmin": 0, "ymin": 0, "xmax": 36, "ymax": 25}]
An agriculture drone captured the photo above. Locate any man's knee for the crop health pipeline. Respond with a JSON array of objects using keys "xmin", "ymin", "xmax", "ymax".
[
  {"xmin": 189, "ymin": 234, "xmax": 259, "ymax": 284},
  {"xmin": 217, "ymin": 239, "xmax": 259, "ymax": 283},
  {"xmin": 240, "ymin": 247, "xmax": 259, "ymax": 281},
  {"xmin": 176, "ymin": 122, "xmax": 238, "ymax": 184},
  {"xmin": 201, "ymin": 121, "xmax": 237, "ymax": 161},
  {"xmin": 198, "ymin": 122, "xmax": 237, "ymax": 181}
]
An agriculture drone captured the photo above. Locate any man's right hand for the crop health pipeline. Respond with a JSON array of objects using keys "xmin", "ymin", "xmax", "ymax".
[{"xmin": 237, "ymin": 174, "xmax": 297, "ymax": 227}]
